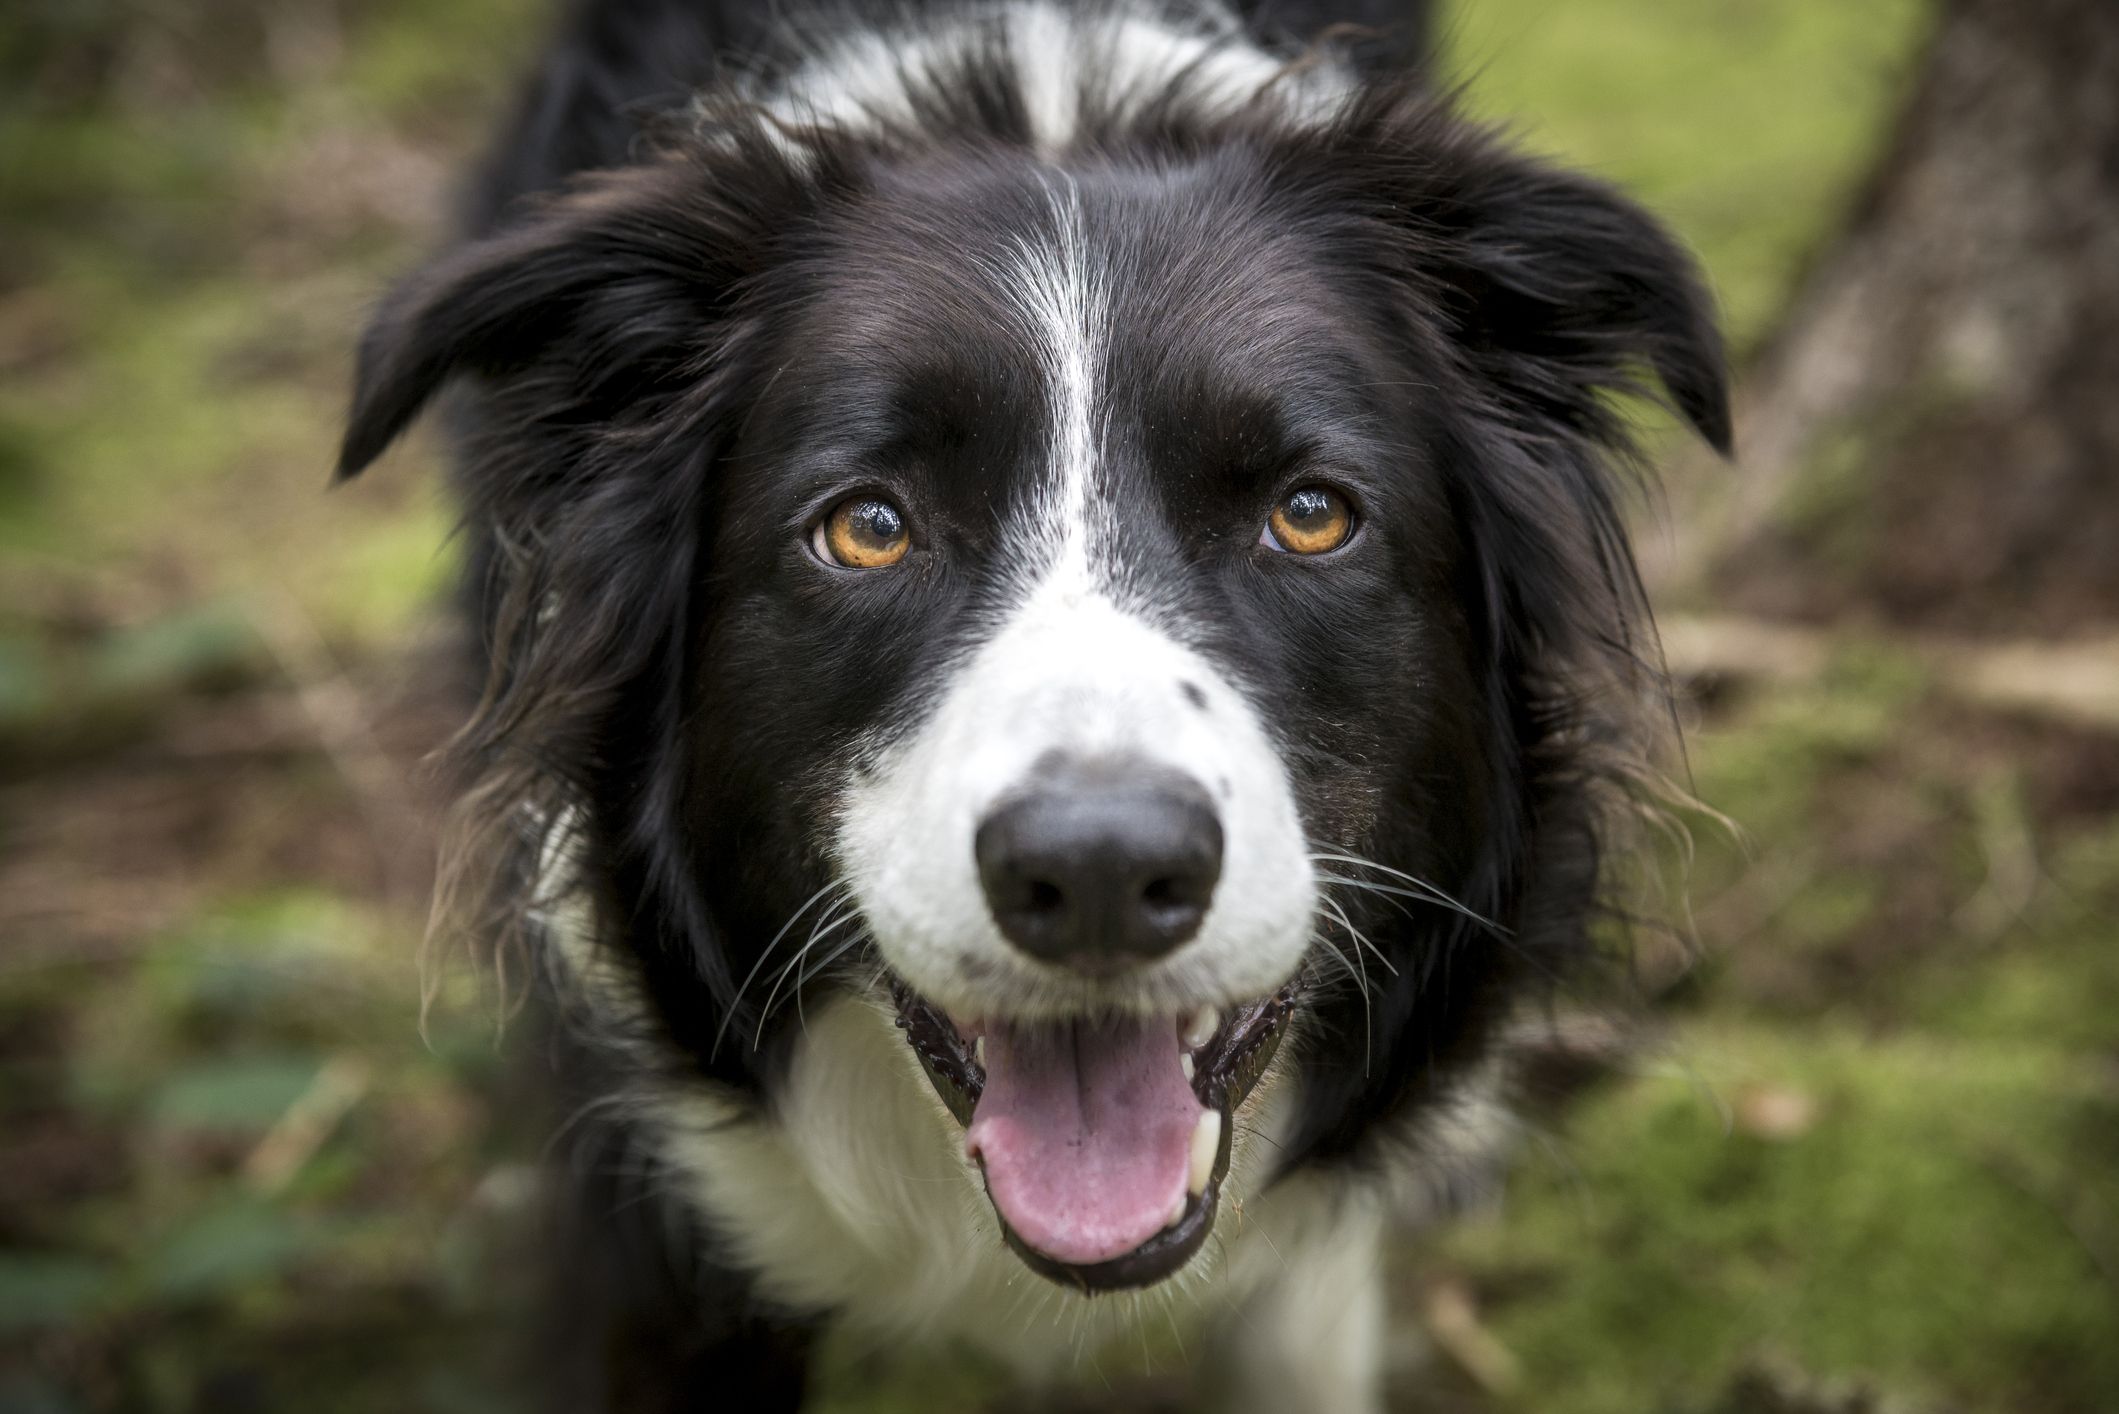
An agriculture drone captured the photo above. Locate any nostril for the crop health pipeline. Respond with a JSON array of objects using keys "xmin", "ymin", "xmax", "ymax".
[
  {"xmin": 1139, "ymin": 873, "xmax": 1210, "ymax": 937},
  {"xmin": 1141, "ymin": 873, "xmax": 1207, "ymax": 907},
  {"xmin": 1027, "ymin": 880, "xmax": 1065, "ymax": 914}
]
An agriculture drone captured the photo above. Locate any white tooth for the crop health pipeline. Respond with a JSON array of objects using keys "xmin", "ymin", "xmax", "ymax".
[
  {"xmin": 1182, "ymin": 1007, "xmax": 1219, "ymax": 1051},
  {"xmin": 1165, "ymin": 1192, "xmax": 1187, "ymax": 1229},
  {"xmin": 1180, "ymin": 1052, "xmax": 1195, "ymax": 1082},
  {"xmin": 973, "ymin": 1036, "xmax": 986, "ymax": 1068},
  {"xmin": 1187, "ymin": 1109, "xmax": 1221, "ymax": 1197}
]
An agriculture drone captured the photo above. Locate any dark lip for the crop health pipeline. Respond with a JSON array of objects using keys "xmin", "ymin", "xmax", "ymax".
[{"xmin": 889, "ymin": 977, "xmax": 1296, "ymax": 1292}]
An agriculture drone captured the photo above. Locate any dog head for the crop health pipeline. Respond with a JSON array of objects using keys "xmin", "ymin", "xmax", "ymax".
[{"xmin": 340, "ymin": 18, "xmax": 1726, "ymax": 1292}]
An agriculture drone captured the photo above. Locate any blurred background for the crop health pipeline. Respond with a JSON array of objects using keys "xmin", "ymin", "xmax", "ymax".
[{"xmin": 1, "ymin": 1, "xmax": 2113, "ymax": 1410}]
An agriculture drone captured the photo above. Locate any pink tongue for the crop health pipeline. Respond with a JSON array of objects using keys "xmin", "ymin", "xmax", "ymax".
[{"xmin": 966, "ymin": 1016, "xmax": 1203, "ymax": 1266}]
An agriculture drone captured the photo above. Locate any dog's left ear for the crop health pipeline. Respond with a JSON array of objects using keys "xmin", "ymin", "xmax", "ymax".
[
  {"xmin": 337, "ymin": 151, "xmax": 795, "ymax": 480},
  {"xmin": 1417, "ymin": 144, "xmax": 1733, "ymax": 456}
]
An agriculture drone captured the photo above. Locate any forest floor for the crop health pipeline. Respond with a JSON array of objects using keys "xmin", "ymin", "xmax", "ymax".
[{"xmin": 3, "ymin": 2, "xmax": 2113, "ymax": 1411}]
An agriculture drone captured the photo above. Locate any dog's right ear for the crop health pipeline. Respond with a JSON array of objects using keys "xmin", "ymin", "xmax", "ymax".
[{"xmin": 337, "ymin": 154, "xmax": 793, "ymax": 480}]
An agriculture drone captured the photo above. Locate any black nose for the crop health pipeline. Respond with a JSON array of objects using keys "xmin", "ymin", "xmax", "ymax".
[{"xmin": 975, "ymin": 758, "xmax": 1223, "ymax": 973}]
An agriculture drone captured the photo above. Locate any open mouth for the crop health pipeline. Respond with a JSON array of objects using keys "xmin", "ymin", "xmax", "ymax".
[{"xmin": 891, "ymin": 978, "xmax": 1294, "ymax": 1292}]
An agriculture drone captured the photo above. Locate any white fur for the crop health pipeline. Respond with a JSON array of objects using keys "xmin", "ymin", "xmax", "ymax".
[
  {"xmin": 1005, "ymin": 179, "xmax": 1103, "ymax": 595},
  {"xmin": 748, "ymin": 2, "xmax": 1352, "ymax": 159}
]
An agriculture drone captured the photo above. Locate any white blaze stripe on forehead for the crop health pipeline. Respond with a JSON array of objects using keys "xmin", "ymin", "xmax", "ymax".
[
  {"xmin": 835, "ymin": 184, "xmax": 1317, "ymax": 1022},
  {"xmin": 1008, "ymin": 181, "xmax": 1104, "ymax": 596}
]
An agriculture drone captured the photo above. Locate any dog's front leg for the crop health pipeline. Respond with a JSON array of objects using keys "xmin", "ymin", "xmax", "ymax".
[
  {"xmin": 1206, "ymin": 1192, "xmax": 1386, "ymax": 1414},
  {"xmin": 535, "ymin": 1126, "xmax": 818, "ymax": 1414}
]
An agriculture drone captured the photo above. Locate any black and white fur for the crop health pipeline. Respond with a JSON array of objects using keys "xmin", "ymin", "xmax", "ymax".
[{"xmin": 338, "ymin": 0, "xmax": 1729, "ymax": 1408}]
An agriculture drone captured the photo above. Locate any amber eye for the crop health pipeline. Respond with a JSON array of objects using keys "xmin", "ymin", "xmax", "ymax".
[
  {"xmin": 814, "ymin": 496, "xmax": 910, "ymax": 568},
  {"xmin": 1263, "ymin": 485, "xmax": 1355, "ymax": 555}
]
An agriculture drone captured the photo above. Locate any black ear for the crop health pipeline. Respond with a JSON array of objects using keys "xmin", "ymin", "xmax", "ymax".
[
  {"xmin": 338, "ymin": 216, "xmax": 596, "ymax": 479},
  {"xmin": 1431, "ymin": 154, "xmax": 1732, "ymax": 456},
  {"xmin": 337, "ymin": 157, "xmax": 767, "ymax": 480}
]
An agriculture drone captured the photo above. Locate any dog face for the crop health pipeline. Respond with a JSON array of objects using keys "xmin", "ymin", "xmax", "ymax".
[
  {"xmin": 695, "ymin": 155, "xmax": 1503, "ymax": 1280},
  {"xmin": 340, "ymin": 60, "xmax": 1726, "ymax": 1293},
  {"xmin": 712, "ymin": 153, "xmax": 1477, "ymax": 1013}
]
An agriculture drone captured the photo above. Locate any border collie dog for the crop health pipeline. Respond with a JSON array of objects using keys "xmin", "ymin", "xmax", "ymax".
[{"xmin": 339, "ymin": 0, "xmax": 1728, "ymax": 1407}]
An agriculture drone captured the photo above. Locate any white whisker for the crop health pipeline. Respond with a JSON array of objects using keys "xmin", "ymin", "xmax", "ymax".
[
  {"xmin": 712, "ymin": 879, "xmax": 849, "ymax": 1057},
  {"xmin": 1308, "ymin": 849, "xmax": 1510, "ymax": 936},
  {"xmin": 753, "ymin": 907, "xmax": 865, "ymax": 1047}
]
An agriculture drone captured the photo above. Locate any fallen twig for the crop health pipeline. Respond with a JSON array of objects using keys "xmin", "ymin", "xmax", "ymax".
[
  {"xmin": 244, "ymin": 1055, "xmax": 372, "ymax": 1195},
  {"xmin": 1421, "ymin": 1278, "xmax": 1521, "ymax": 1396},
  {"xmin": 1660, "ymin": 614, "xmax": 2119, "ymax": 733}
]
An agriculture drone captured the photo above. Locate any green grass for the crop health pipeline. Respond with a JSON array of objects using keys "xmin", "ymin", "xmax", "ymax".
[{"xmin": 1447, "ymin": 1020, "xmax": 2117, "ymax": 1414}]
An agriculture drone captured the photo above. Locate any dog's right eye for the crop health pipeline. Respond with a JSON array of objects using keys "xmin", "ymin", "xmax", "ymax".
[
  {"xmin": 1262, "ymin": 485, "xmax": 1355, "ymax": 555},
  {"xmin": 814, "ymin": 496, "xmax": 911, "ymax": 569}
]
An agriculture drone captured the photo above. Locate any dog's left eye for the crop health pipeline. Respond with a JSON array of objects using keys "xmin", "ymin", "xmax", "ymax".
[
  {"xmin": 1261, "ymin": 486, "xmax": 1355, "ymax": 555},
  {"xmin": 814, "ymin": 496, "xmax": 911, "ymax": 568}
]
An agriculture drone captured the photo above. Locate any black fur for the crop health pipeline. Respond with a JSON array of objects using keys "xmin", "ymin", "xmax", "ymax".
[{"xmin": 339, "ymin": 1, "xmax": 1724, "ymax": 1407}]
